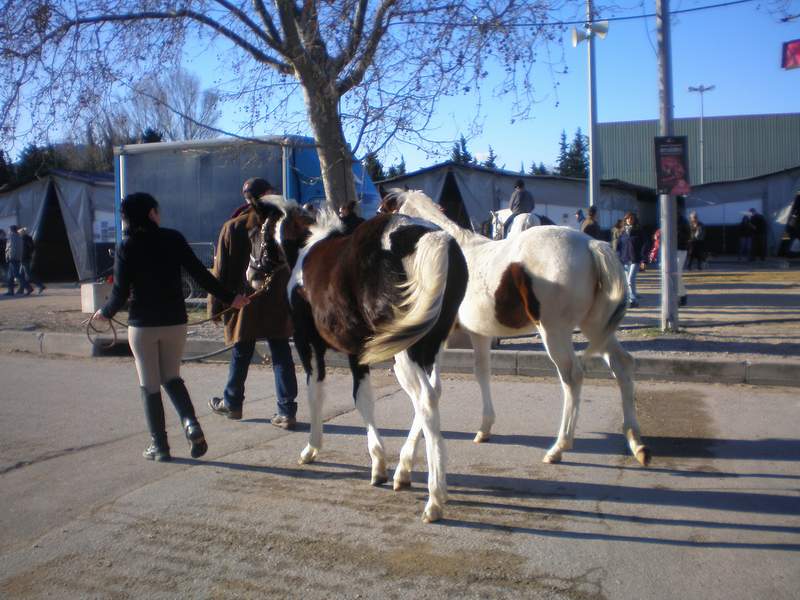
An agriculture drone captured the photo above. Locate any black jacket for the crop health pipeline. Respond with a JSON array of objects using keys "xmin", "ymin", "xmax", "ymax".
[{"xmin": 102, "ymin": 226, "xmax": 235, "ymax": 327}]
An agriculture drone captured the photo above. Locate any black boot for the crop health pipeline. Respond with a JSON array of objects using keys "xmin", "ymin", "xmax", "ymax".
[
  {"xmin": 163, "ymin": 378, "xmax": 208, "ymax": 458},
  {"xmin": 141, "ymin": 388, "xmax": 170, "ymax": 462}
]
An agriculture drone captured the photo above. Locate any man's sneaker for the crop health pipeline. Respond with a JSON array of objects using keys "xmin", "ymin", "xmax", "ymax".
[
  {"xmin": 679, "ymin": 295, "xmax": 688, "ymax": 307},
  {"xmin": 143, "ymin": 443, "xmax": 171, "ymax": 462},
  {"xmin": 208, "ymin": 397, "xmax": 242, "ymax": 420},
  {"xmin": 270, "ymin": 414, "xmax": 296, "ymax": 430}
]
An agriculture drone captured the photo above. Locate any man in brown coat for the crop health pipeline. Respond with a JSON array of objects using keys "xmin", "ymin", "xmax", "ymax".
[{"xmin": 208, "ymin": 178, "xmax": 298, "ymax": 429}]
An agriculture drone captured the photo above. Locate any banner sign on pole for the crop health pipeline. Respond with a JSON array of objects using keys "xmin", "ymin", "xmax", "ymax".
[
  {"xmin": 782, "ymin": 39, "xmax": 800, "ymax": 70},
  {"xmin": 654, "ymin": 136, "xmax": 691, "ymax": 196}
]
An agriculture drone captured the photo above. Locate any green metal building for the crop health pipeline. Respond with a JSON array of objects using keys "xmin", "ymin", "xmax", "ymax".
[{"xmin": 598, "ymin": 113, "xmax": 800, "ymax": 188}]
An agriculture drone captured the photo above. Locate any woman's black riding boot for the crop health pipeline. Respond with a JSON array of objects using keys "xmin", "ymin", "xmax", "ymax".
[
  {"xmin": 141, "ymin": 388, "xmax": 171, "ymax": 462},
  {"xmin": 163, "ymin": 378, "xmax": 208, "ymax": 458}
]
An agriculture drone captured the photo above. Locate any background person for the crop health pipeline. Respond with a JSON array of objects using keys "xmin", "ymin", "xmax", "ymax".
[
  {"xmin": 4, "ymin": 225, "xmax": 27, "ymax": 296},
  {"xmin": 580, "ymin": 205, "xmax": 601, "ymax": 239},
  {"xmin": 686, "ymin": 211, "xmax": 706, "ymax": 270},
  {"xmin": 18, "ymin": 227, "xmax": 45, "ymax": 295},
  {"xmin": 0, "ymin": 229, "xmax": 7, "ymax": 289},
  {"xmin": 616, "ymin": 212, "xmax": 647, "ymax": 308},
  {"xmin": 208, "ymin": 178, "xmax": 298, "ymax": 430},
  {"xmin": 738, "ymin": 212, "xmax": 753, "ymax": 261},
  {"xmin": 94, "ymin": 193, "xmax": 249, "ymax": 462},
  {"xmin": 338, "ymin": 199, "xmax": 365, "ymax": 234}
]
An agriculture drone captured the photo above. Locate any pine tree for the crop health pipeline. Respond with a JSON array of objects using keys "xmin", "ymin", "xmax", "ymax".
[
  {"xmin": 140, "ymin": 128, "xmax": 164, "ymax": 144},
  {"xmin": 386, "ymin": 156, "xmax": 406, "ymax": 178},
  {"xmin": 450, "ymin": 135, "xmax": 473, "ymax": 165},
  {"xmin": 482, "ymin": 146, "xmax": 498, "ymax": 169},
  {"xmin": 0, "ymin": 150, "xmax": 15, "ymax": 188},
  {"xmin": 565, "ymin": 128, "xmax": 589, "ymax": 178},
  {"xmin": 363, "ymin": 152, "xmax": 386, "ymax": 181},
  {"xmin": 555, "ymin": 130, "xmax": 569, "ymax": 176}
]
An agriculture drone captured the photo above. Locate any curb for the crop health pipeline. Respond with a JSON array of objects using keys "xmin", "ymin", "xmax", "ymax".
[{"xmin": 0, "ymin": 330, "xmax": 796, "ymax": 387}]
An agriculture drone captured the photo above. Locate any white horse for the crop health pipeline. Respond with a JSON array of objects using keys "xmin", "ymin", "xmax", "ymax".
[
  {"xmin": 489, "ymin": 208, "xmax": 554, "ymax": 240},
  {"xmin": 379, "ymin": 190, "xmax": 649, "ymax": 485}
]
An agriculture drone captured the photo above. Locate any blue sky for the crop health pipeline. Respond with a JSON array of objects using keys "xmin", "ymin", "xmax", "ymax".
[
  {"xmin": 377, "ymin": 0, "xmax": 800, "ymax": 172},
  {"xmin": 195, "ymin": 0, "xmax": 798, "ymax": 173}
]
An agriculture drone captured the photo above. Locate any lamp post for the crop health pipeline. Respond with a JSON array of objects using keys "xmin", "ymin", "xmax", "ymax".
[
  {"xmin": 572, "ymin": 0, "xmax": 608, "ymax": 207},
  {"xmin": 688, "ymin": 84, "xmax": 715, "ymax": 184}
]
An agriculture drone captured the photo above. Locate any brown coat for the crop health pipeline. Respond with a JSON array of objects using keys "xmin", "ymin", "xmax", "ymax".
[{"xmin": 208, "ymin": 207, "xmax": 293, "ymax": 344}]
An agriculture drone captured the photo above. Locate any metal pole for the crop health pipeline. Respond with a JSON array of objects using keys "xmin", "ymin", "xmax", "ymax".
[
  {"xmin": 699, "ymin": 92, "xmax": 705, "ymax": 185},
  {"xmin": 587, "ymin": 0, "xmax": 600, "ymax": 208},
  {"xmin": 657, "ymin": 0, "xmax": 678, "ymax": 331}
]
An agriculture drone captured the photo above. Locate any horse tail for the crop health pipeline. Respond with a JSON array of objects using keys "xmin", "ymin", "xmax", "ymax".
[
  {"xmin": 360, "ymin": 230, "xmax": 453, "ymax": 364},
  {"xmin": 582, "ymin": 239, "xmax": 628, "ymax": 357}
]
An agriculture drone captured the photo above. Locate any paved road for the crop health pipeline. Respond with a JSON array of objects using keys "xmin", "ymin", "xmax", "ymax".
[{"xmin": 1, "ymin": 353, "xmax": 798, "ymax": 599}]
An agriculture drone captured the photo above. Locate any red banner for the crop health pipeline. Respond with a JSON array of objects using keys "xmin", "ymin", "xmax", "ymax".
[
  {"xmin": 654, "ymin": 136, "xmax": 691, "ymax": 196},
  {"xmin": 782, "ymin": 39, "xmax": 800, "ymax": 70}
]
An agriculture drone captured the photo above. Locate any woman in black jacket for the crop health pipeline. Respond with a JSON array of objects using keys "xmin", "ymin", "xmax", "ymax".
[{"xmin": 94, "ymin": 193, "xmax": 249, "ymax": 462}]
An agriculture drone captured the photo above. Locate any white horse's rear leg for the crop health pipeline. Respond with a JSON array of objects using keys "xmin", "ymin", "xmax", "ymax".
[
  {"xmin": 604, "ymin": 336, "xmax": 650, "ymax": 466},
  {"xmin": 394, "ymin": 351, "xmax": 447, "ymax": 523},
  {"xmin": 540, "ymin": 327, "xmax": 584, "ymax": 464},
  {"xmin": 393, "ymin": 354, "xmax": 423, "ymax": 490},
  {"xmin": 353, "ymin": 371, "xmax": 388, "ymax": 485},
  {"xmin": 469, "ymin": 332, "xmax": 495, "ymax": 443}
]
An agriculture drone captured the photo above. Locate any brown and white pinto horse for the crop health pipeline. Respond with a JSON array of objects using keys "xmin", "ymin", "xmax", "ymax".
[
  {"xmin": 380, "ymin": 190, "xmax": 650, "ymax": 472},
  {"xmin": 262, "ymin": 196, "xmax": 468, "ymax": 523}
]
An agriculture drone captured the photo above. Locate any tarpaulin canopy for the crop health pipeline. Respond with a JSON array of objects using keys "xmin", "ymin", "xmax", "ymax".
[{"xmin": 0, "ymin": 170, "xmax": 114, "ymax": 280}]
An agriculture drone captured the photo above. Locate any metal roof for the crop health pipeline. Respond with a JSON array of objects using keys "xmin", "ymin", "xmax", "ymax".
[{"xmin": 598, "ymin": 113, "xmax": 800, "ymax": 188}]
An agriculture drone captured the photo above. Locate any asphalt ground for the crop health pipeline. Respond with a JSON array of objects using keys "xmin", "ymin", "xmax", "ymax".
[{"xmin": 0, "ymin": 354, "xmax": 798, "ymax": 599}]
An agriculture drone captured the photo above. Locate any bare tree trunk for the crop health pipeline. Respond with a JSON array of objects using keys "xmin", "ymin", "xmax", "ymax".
[{"xmin": 301, "ymin": 83, "xmax": 357, "ymax": 212}]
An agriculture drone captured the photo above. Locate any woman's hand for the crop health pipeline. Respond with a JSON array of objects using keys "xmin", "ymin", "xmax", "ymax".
[
  {"xmin": 231, "ymin": 294, "xmax": 250, "ymax": 310},
  {"xmin": 93, "ymin": 309, "xmax": 109, "ymax": 322}
]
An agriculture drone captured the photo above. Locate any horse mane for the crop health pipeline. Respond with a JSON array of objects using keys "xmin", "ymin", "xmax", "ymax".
[
  {"xmin": 306, "ymin": 205, "xmax": 345, "ymax": 248},
  {"xmin": 396, "ymin": 190, "xmax": 479, "ymax": 247}
]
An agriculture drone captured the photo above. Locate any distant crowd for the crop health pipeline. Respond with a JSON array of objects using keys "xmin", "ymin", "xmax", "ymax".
[{"xmin": 1, "ymin": 225, "xmax": 46, "ymax": 296}]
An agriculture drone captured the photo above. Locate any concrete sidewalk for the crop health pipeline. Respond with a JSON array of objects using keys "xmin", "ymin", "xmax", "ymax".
[{"xmin": 1, "ymin": 257, "xmax": 798, "ymax": 386}]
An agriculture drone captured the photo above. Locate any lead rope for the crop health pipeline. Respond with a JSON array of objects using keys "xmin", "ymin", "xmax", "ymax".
[{"xmin": 82, "ymin": 273, "xmax": 274, "ymax": 354}]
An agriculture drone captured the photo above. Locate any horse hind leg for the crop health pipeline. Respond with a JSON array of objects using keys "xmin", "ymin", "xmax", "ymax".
[
  {"xmin": 395, "ymin": 351, "xmax": 447, "ymax": 523},
  {"xmin": 604, "ymin": 336, "xmax": 650, "ymax": 466},
  {"xmin": 392, "ymin": 356, "xmax": 423, "ymax": 491},
  {"xmin": 470, "ymin": 332, "xmax": 495, "ymax": 443},
  {"xmin": 349, "ymin": 355, "xmax": 388, "ymax": 486},
  {"xmin": 540, "ymin": 327, "xmax": 584, "ymax": 464}
]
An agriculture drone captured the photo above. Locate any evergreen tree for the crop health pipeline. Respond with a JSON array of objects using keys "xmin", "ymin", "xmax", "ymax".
[
  {"xmin": 386, "ymin": 156, "xmax": 406, "ymax": 178},
  {"xmin": 537, "ymin": 162, "xmax": 549, "ymax": 175},
  {"xmin": 139, "ymin": 128, "xmax": 164, "ymax": 143},
  {"xmin": 450, "ymin": 135, "xmax": 474, "ymax": 165},
  {"xmin": 0, "ymin": 150, "xmax": 15, "ymax": 188},
  {"xmin": 14, "ymin": 144, "xmax": 69, "ymax": 183},
  {"xmin": 555, "ymin": 130, "xmax": 569, "ymax": 176},
  {"xmin": 363, "ymin": 152, "xmax": 386, "ymax": 181},
  {"xmin": 564, "ymin": 128, "xmax": 589, "ymax": 178},
  {"xmin": 482, "ymin": 146, "xmax": 498, "ymax": 169}
]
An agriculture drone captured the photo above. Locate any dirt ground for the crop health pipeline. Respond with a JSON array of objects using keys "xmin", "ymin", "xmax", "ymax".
[{"xmin": 1, "ymin": 259, "xmax": 799, "ymax": 363}]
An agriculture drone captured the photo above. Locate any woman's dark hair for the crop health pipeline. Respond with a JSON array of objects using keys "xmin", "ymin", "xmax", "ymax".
[{"xmin": 121, "ymin": 193, "xmax": 159, "ymax": 230}]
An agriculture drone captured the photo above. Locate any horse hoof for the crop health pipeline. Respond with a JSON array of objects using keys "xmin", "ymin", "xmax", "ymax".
[
  {"xmin": 371, "ymin": 474, "xmax": 388, "ymax": 486},
  {"xmin": 635, "ymin": 446, "xmax": 652, "ymax": 466},
  {"xmin": 393, "ymin": 478, "xmax": 411, "ymax": 491},
  {"xmin": 422, "ymin": 504, "xmax": 443, "ymax": 523},
  {"xmin": 543, "ymin": 450, "xmax": 562, "ymax": 464},
  {"xmin": 473, "ymin": 431, "xmax": 491, "ymax": 444},
  {"xmin": 298, "ymin": 445, "xmax": 318, "ymax": 464}
]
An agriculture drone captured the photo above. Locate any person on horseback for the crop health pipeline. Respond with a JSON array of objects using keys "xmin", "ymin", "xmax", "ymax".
[{"xmin": 503, "ymin": 179, "xmax": 534, "ymax": 238}]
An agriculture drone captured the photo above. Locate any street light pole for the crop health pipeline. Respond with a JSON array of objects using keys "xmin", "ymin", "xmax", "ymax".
[
  {"xmin": 572, "ymin": 0, "xmax": 608, "ymax": 208},
  {"xmin": 688, "ymin": 84, "xmax": 715, "ymax": 184}
]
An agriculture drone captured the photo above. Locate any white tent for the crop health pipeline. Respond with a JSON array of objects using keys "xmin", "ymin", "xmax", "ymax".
[{"xmin": 0, "ymin": 170, "xmax": 115, "ymax": 280}]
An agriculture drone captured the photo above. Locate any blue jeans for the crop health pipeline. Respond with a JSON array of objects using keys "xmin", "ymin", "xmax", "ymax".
[
  {"xmin": 224, "ymin": 339, "xmax": 298, "ymax": 417},
  {"xmin": 5, "ymin": 260, "xmax": 26, "ymax": 293},
  {"xmin": 624, "ymin": 262, "xmax": 640, "ymax": 302}
]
